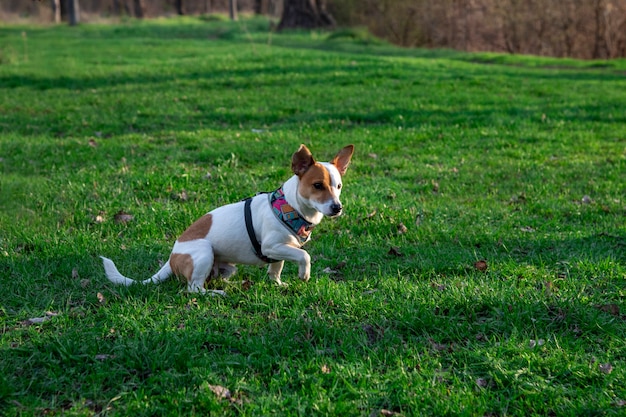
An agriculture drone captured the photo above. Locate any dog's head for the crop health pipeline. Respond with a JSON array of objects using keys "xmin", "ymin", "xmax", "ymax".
[{"xmin": 291, "ymin": 144, "xmax": 354, "ymax": 217}]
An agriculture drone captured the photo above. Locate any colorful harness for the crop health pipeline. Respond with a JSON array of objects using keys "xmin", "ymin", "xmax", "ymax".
[{"xmin": 243, "ymin": 187, "xmax": 314, "ymax": 264}]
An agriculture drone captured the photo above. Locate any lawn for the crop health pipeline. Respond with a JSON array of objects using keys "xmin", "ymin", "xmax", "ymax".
[{"xmin": 0, "ymin": 16, "xmax": 625, "ymax": 416}]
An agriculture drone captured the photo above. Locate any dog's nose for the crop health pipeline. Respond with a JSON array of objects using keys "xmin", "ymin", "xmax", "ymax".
[{"xmin": 330, "ymin": 203, "xmax": 342, "ymax": 215}]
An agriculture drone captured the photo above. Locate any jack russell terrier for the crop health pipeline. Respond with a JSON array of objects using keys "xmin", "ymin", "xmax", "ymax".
[{"xmin": 101, "ymin": 144, "xmax": 354, "ymax": 295}]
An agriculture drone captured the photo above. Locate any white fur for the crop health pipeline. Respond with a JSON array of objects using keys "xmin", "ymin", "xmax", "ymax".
[{"xmin": 100, "ymin": 145, "xmax": 354, "ymax": 295}]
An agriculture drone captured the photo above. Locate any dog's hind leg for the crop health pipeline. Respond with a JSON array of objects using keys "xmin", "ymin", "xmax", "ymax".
[{"xmin": 170, "ymin": 240, "xmax": 225, "ymax": 296}]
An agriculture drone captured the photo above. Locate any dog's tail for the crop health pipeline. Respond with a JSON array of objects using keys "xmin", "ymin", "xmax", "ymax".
[{"xmin": 100, "ymin": 256, "xmax": 172, "ymax": 287}]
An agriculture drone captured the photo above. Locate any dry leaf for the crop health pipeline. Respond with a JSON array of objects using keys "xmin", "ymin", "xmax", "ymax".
[
  {"xmin": 476, "ymin": 378, "xmax": 489, "ymax": 388},
  {"xmin": 94, "ymin": 213, "xmax": 106, "ymax": 223},
  {"xmin": 97, "ymin": 292, "xmax": 106, "ymax": 304},
  {"xmin": 363, "ymin": 210, "xmax": 377, "ymax": 221},
  {"xmin": 322, "ymin": 267, "xmax": 337, "ymax": 274},
  {"xmin": 80, "ymin": 279, "xmax": 90, "ymax": 288},
  {"xmin": 241, "ymin": 280, "xmax": 253, "ymax": 291},
  {"xmin": 397, "ymin": 222, "xmax": 408, "ymax": 234},
  {"xmin": 94, "ymin": 354, "xmax": 115, "ymax": 361},
  {"xmin": 208, "ymin": 384, "xmax": 232, "ymax": 400},
  {"xmin": 114, "ymin": 210, "xmax": 134, "ymax": 223},
  {"xmin": 72, "ymin": 268, "xmax": 79, "ymax": 279},
  {"xmin": 595, "ymin": 304, "xmax": 620, "ymax": 317},
  {"xmin": 88, "ymin": 138, "xmax": 98, "ymax": 147},
  {"xmin": 321, "ymin": 364, "xmax": 331, "ymax": 374},
  {"xmin": 474, "ymin": 260, "xmax": 488, "ymax": 272},
  {"xmin": 520, "ymin": 226, "xmax": 535, "ymax": 233},
  {"xmin": 334, "ymin": 261, "xmax": 347, "ymax": 270},
  {"xmin": 599, "ymin": 363, "xmax": 613, "ymax": 374},
  {"xmin": 388, "ymin": 246, "xmax": 403, "ymax": 257},
  {"xmin": 25, "ymin": 316, "xmax": 49, "ymax": 324}
]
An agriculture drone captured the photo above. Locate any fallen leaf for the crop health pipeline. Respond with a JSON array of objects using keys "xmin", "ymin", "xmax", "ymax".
[
  {"xmin": 397, "ymin": 222, "xmax": 408, "ymax": 234},
  {"xmin": 529, "ymin": 339, "xmax": 545, "ymax": 348},
  {"xmin": 321, "ymin": 364, "xmax": 331, "ymax": 374},
  {"xmin": 94, "ymin": 354, "xmax": 115, "ymax": 360},
  {"xmin": 474, "ymin": 260, "xmax": 488, "ymax": 272},
  {"xmin": 388, "ymin": 246, "xmax": 403, "ymax": 257},
  {"xmin": 25, "ymin": 316, "xmax": 49, "ymax": 324},
  {"xmin": 432, "ymin": 181, "xmax": 440, "ymax": 193},
  {"xmin": 208, "ymin": 384, "xmax": 232, "ymax": 400},
  {"xmin": 334, "ymin": 261, "xmax": 347, "ymax": 270},
  {"xmin": 241, "ymin": 280, "xmax": 253, "ymax": 291},
  {"xmin": 88, "ymin": 138, "xmax": 98, "ymax": 147},
  {"xmin": 476, "ymin": 378, "xmax": 489, "ymax": 388},
  {"xmin": 72, "ymin": 268, "xmax": 79, "ymax": 279},
  {"xmin": 581, "ymin": 195, "xmax": 593, "ymax": 204},
  {"xmin": 368, "ymin": 153, "xmax": 378, "ymax": 159},
  {"xmin": 520, "ymin": 226, "xmax": 535, "ymax": 233},
  {"xmin": 599, "ymin": 363, "xmax": 613, "ymax": 374},
  {"xmin": 114, "ymin": 210, "xmax": 134, "ymax": 223},
  {"xmin": 322, "ymin": 267, "xmax": 337, "ymax": 274},
  {"xmin": 431, "ymin": 282, "xmax": 446, "ymax": 291},
  {"xmin": 80, "ymin": 279, "xmax": 90, "ymax": 288},
  {"xmin": 429, "ymin": 339, "xmax": 449, "ymax": 352},
  {"xmin": 595, "ymin": 304, "xmax": 620, "ymax": 317},
  {"xmin": 94, "ymin": 213, "xmax": 106, "ymax": 223},
  {"xmin": 363, "ymin": 210, "xmax": 377, "ymax": 221},
  {"xmin": 97, "ymin": 292, "xmax": 106, "ymax": 304},
  {"xmin": 363, "ymin": 324, "xmax": 383, "ymax": 344}
]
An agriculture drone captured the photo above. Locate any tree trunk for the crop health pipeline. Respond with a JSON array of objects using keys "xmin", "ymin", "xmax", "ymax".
[
  {"xmin": 68, "ymin": 0, "xmax": 80, "ymax": 26},
  {"xmin": 278, "ymin": 0, "xmax": 335, "ymax": 30},
  {"xmin": 175, "ymin": 0, "xmax": 184, "ymax": 15},
  {"xmin": 229, "ymin": 0, "xmax": 238, "ymax": 21},
  {"xmin": 133, "ymin": 0, "xmax": 145, "ymax": 18},
  {"xmin": 51, "ymin": 0, "xmax": 61, "ymax": 23}
]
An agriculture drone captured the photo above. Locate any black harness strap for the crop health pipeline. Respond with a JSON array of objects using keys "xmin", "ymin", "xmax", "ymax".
[{"xmin": 244, "ymin": 197, "xmax": 278, "ymax": 263}]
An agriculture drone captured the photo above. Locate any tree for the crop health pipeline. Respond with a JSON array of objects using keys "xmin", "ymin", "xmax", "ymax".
[
  {"xmin": 68, "ymin": 0, "xmax": 80, "ymax": 26},
  {"xmin": 175, "ymin": 0, "xmax": 184, "ymax": 15},
  {"xmin": 229, "ymin": 0, "xmax": 238, "ymax": 21},
  {"xmin": 51, "ymin": 0, "xmax": 61, "ymax": 23},
  {"xmin": 133, "ymin": 0, "xmax": 145, "ymax": 18},
  {"xmin": 278, "ymin": 0, "xmax": 335, "ymax": 30}
]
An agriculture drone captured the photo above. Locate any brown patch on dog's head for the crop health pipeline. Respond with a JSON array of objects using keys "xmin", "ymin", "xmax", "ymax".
[
  {"xmin": 298, "ymin": 162, "xmax": 334, "ymax": 203},
  {"xmin": 169, "ymin": 253, "xmax": 194, "ymax": 283},
  {"xmin": 178, "ymin": 214, "xmax": 212, "ymax": 242}
]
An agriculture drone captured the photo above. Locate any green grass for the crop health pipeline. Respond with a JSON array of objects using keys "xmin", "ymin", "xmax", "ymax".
[{"xmin": 1, "ymin": 16, "xmax": 625, "ymax": 416}]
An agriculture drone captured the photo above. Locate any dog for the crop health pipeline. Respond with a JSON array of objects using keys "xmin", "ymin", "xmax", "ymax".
[{"xmin": 101, "ymin": 144, "xmax": 354, "ymax": 294}]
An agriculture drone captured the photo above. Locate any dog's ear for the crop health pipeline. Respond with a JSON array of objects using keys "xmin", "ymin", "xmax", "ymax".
[
  {"xmin": 331, "ymin": 145, "xmax": 354, "ymax": 176},
  {"xmin": 292, "ymin": 144, "xmax": 315, "ymax": 176}
]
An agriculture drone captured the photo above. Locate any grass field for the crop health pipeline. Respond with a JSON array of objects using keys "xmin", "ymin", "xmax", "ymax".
[{"xmin": 1, "ymin": 16, "xmax": 625, "ymax": 416}]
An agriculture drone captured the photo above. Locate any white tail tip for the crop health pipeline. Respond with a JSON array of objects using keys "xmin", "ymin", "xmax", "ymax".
[{"xmin": 100, "ymin": 256, "xmax": 137, "ymax": 286}]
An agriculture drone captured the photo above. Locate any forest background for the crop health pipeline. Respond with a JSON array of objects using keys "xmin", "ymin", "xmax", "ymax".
[{"xmin": 4, "ymin": 0, "xmax": 626, "ymax": 59}]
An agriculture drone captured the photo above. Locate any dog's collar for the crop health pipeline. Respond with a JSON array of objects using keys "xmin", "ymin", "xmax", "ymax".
[{"xmin": 269, "ymin": 187, "xmax": 313, "ymax": 244}]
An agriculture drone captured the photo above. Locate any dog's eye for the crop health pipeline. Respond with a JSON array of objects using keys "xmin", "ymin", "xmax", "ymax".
[
  {"xmin": 337, "ymin": 184, "xmax": 342, "ymax": 190},
  {"xmin": 313, "ymin": 182, "xmax": 324, "ymax": 190}
]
